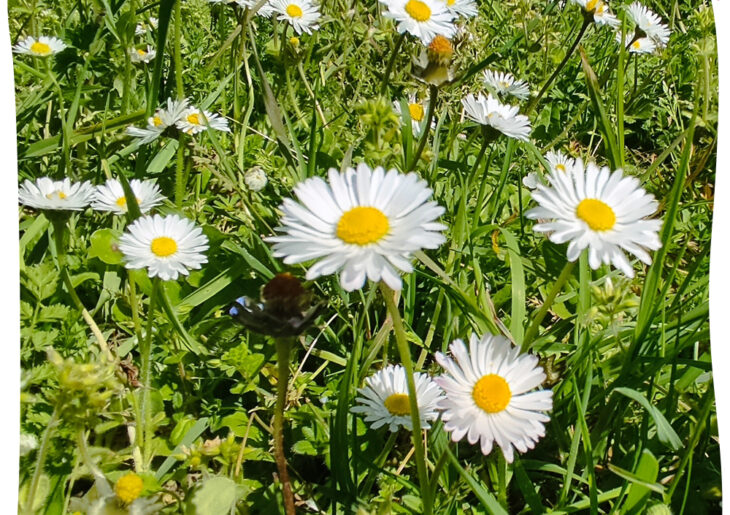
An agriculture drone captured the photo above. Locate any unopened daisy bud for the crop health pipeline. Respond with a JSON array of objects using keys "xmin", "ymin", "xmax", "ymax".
[
  {"xmin": 115, "ymin": 472, "xmax": 144, "ymax": 504},
  {"xmin": 646, "ymin": 504, "xmax": 672, "ymax": 515},
  {"xmin": 289, "ymin": 36, "xmax": 300, "ymax": 48},
  {"xmin": 428, "ymin": 34, "xmax": 453, "ymax": 63},
  {"xmin": 229, "ymin": 273, "xmax": 321, "ymax": 337},
  {"xmin": 244, "ymin": 167, "xmax": 268, "ymax": 191}
]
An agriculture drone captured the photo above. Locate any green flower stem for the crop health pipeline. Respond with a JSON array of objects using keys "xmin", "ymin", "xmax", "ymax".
[
  {"xmin": 175, "ymin": 133, "xmax": 186, "ymax": 209},
  {"xmin": 273, "ymin": 337, "xmax": 296, "ymax": 515},
  {"xmin": 139, "ymin": 277, "xmax": 160, "ymax": 469},
  {"xmin": 22, "ymin": 408, "xmax": 59, "ymax": 515},
  {"xmin": 76, "ymin": 428, "xmax": 105, "ymax": 482},
  {"xmin": 379, "ymin": 282, "xmax": 432, "ymax": 515},
  {"xmin": 128, "ymin": 273, "xmax": 143, "ymax": 341},
  {"xmin": 521, "ymin": 259, "xmax": 577, "ymax": 352},
  {"xmin": 380, "ymin": 32, "xmax": 406, "ymax": 95},
  {"xmin": 362, "ymin": 431, "xmax": 399, "ymax": 495},
  {"xmin": 496, "ymin": 452, "xmax": 508, "ymax": 508},
  {"xmin": 51, "ymin": 218, "xmax": 112, "ymax": 361},
  {"xmin": 526, "ymin": 17, "xmax": 591, "ymax": 114},
  {"xmin": 174, "ymin": 0, "xmax": 184, "ymax": 99},
  {"xmin": 428, "ymin": 446, "xmax": 449, "ymax": 498},
  {"xmin": 408, "ymin": 84, "xmax": 438, "ymax": 171}
]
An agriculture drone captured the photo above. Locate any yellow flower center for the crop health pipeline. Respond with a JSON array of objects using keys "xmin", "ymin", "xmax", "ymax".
[
  {"xmin": 30, "ymin": 41, "xmax": 52, "ymax": 55},
  {"xmin": 446, "ymin": 0, "xmax": 455, "ymax": 5},
  {"xmin": 428, "ymin": 35, "xmax": 453, "ymax": 58},
  {"xmin": 137, "ymin": 49, "xmax": 147, "ymax": 56},
  {"xmin": 153, "ymin": 115, "xmax": 163, "ymax": 127},
  {"xmin": 115, "ymin": 472, "xmax": 144, "ymax": 504},
  {"xmin": 585, "ymin": 0, "xmax": 598, "ymax": 10},
  {"xmin": 555, "ymin": 163, "xmax": 566, "ymax": 172},
  {"xmin": 472, "ymin": 374, "xmax": 511, "ymax": 414},
  {"xmin": 405, "ymin": 0, "xmax": 432, "ymax": 21},
  {"xmin": 499, "ymin": 80, "xmax": 510, "ymax": 88},
  {"xmin": 286, "ymin": 4, "xmax": 303, "ymax": 17},
  {"xmin": 384, "ymin": 393, "xmax": 411, "ymax": 416},
  {"xmin": 289, "ymin": 36, "xmax": 300, "ymax": 47},
  {"xmin": 336, "ymin": 206, "xmax": 390, "ymax": 245},
  {"xmin": 46, "ymin": 190, "xmax": 66, "ymax": 200},
  {"xmin": 150, "ymin": 236, "xmax": 178, "ymax": 257},
  {"xmin": 187, "ymin": 113, "xmax": 201, "ymax": 125},
  {"xmin": 408, "ymin": 103, "xmax": 425, "ymax": 122},
  {"xmin": 576, "ymin": 198, "xmax": 616, "ymax": 231},
  {"xmin": 115, "ymin": 196, "xmax": 140, "ymax": 209},
  {"xmin": 632, "ymin": 40, "xmax": 641, "ymax": 49}
]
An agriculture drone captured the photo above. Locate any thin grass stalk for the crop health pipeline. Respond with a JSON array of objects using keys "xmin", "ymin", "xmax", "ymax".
[
  {"xmin": 273, "ymin": 337, "xmax": 296, "ymax": 515},
  {"xmin": 140, "ymin": 278, "xmax": 160, "ymax": 469},
  {"xmin": 379, "ymin": 282, "xmax": 432, "ymax": 515},
  {"xmin": 22, "ymin": 408, "xmax": 59, "ymax": 515},
  {"xmin": 380, "ymin": 32, "xmax": 406, "ymax": 95},
  {"xmin": 408, "ymin": 85, "xmax": 438, "ymax": 170},
  {"xmin": 526, "ymin": 17, "xmax": 591, "ymax": 114},
  {"xmin": 522, "ymin": 259, "xmax": 577, "ymax": 351}
]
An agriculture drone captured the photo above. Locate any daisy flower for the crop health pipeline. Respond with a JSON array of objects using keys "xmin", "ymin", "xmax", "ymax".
[
  {"xmin": 570, "ymin": 0, "xmax": 619, "ymax": 27},
  {"xmin": 13, "ymin": 36, "xmax": 66, "ymax": 57},
  {"xmin": 126, "ymin": 98, "xmax": 190, "ymax": 144},
  {"xmin": 267, "ymin": 163, "xmax": 447, "ymax": 291},
  {"xmin": 118, "ymin": 214, "xmax": 209, "ymax": 281},
  {"xmin": 92, "ymin": 179, "xmax": 165, "ymax": 215},
  {"xmin": 545, "ymin": 150, "xmax": 576, "ymax": 174},
  {"xmin": 393, "ymin": 94, "xmax": 430, "ymax": 137},
  {"xmin": 236, "ymin": 0, "xmax": 276, "ymax": 16},
  {"xmin": 442, "ymin": 0, "xmax": 477, "ymax": 19},
  {"xmin": 380, "ymin": 0, "xmax": 456, "ymax": 45},
  {"xmin": 135, "ymin": 17, "xmax": 158, "ymax": 36},
  {"xmin": 523, "ymin": 172, "xmax": 542, "ymax": 190},
  {"xmin": 269, "ymin": 0, "xmax": 321, "ymax": 34},
  {"xmin": 627, "ymin": 2, "xmax": 670, "ymax": 48},
  {"xmin": 526, "ymin": 159, "xmax": 662, "ymax": 277},
  {"xmin": 19, "ymin": 177, "xmax": 95, "ymax": 211},
  {"xmin": 616, "ymin": 31, "xmax": 656, "ymax": 53},
  {"xmin": 175, "ymin": 107, "xmax": 230, "ymax": 135},
  {"xmin": 434, "ymin": 333, "xmax": 553, "ymax": 463},
  {"xmin": 130, "ymin": 45, "xmax": 156, "ymax": 63},
  {"xmin": 351, "ymin": 365, "xmax": 445, "ymax": 432},
  {"xmin": 482, "ymin": 70, "xmax": 530, "ymax": 101},
  {"xmin": 462, "ymin": 93, "xmax": 532, "ymax": 141}
]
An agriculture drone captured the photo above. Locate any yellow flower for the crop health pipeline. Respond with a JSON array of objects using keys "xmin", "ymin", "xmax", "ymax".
[{"xmin": 115, "ymin": 472, "xmax": 144, "ymax": 504}]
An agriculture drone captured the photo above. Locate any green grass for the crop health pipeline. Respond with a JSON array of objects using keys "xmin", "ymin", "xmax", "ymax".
[{"xmin": 13, "ymin": 0, "xmax": 718, "ymax": 513}]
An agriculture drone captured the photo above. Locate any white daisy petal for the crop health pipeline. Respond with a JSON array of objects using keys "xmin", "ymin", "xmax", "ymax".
[
  {"xmin": 267, "ymin": 163, "xmax": 446, "ymax": 292},
  {"xmin": 13, "ymin": 36, "xmax": 66, "ymax": 57},
  {"xmin": 19, "ymin": 177, "xmax": 94, "ymax": 211},
  {"xmin": 461, "ymin": 93, "xmax": 531, "ymax": 141},
  {"xmin": 118, "ymin": 214, "xmax": 210, "ymax": 281},
  {"xmin": 352, "ymin": 365, "xmax": 445, "ymax": 432},
  {"xmin": 269, "ymin": 0, "xmax": 320, "ymax": 34},
  {"xmin": 92, "ymin": 179, "xmax": 166, "ymax": 215},
  {"xmin": 435, "ymin": 333, "xmax": 553, "ymax": 463},
  {"xmin": 526, "ymin": 160, "xmax": 662, "ymax": 277},
  {"xmin": 380, "ymin": 0, "xmax": 456, "ymax": 45}
]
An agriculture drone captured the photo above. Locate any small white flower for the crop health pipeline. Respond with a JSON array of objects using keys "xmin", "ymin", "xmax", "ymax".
[
  {"xmin": 130, "ymin": 45, "xmax": 156, "ymax": 63},
  {"xmin": 482, "ymin": 70, "xmax": 530, "ymax": 101},
  {"xmin": 13, "ymin": 36, "xmax": 66, "ymax": 57},
  {"xmin": 462, "ymin": 93, "xmax": 532, "ymax": 141},
  {"xmin": 627, "ymin": 2, "xmax": 670, "ymax": 47},
  {"xmin": 118, "ymin": 214, "xmax": 209, "ymax": 281},
  {"xmin": 616, "ymin": 31, "xmax": 656, "ymax": 53},
  {"xmin": 351, "ymin": 365, "xmax": 445, "ymax": 432},
  {"xmin": 570, "ymin": 0, "xmax": 619, "ymax": 27},
  {"xmin": 92, "ymin": 179, "xmax": 165, "ymax": 215},
  {"xmin": 19, "ymin": 177, "xmax": 95, "ymax": 211},
  {"xmin": 380, "ymin": 0, "xmax": 457, "ymax": 45},
  {"xmin": 268, "ymin": 163, "xmax": 447, "ymax": 291},
  {"xmin": 434, "ymin": 334, "xmax": 553, "ymax": 463},
  {"xmin": 244, "ymin": 167, "xmax": 268, "ymax": 192},
  {"xmin": 135, "ymin": 17, "xmax": 158, "ymax": 35},
  {"xmin": 269, "ymin": 0, "xmax": 321, "ymax": 34},
  {"xmin": 441, "ymin": 0, "xmax": 477, "ymax": 18},
  {"xmin": 393, "ymin": 94, "xmax": 430, "ymax": 137},
  {"xmin": 19, "ymin": 433, "xmax": 39, "ymax": 457},
  {"xmin": 545, "ymin": 150, "xmax": 576, "ymax": 175},
  {"xmin": 523, "ymin": 172, "xmax": 542, "ymax": 190},
  {"xmin": 175, "ymin": 107, "xmax": 230, "ymax": 135},
  {"xmin": 236, "ymin": 0, "xmax": 277, "ymax": 15},
  {"xmin": 526, "ymin": 159, "xmax": 662, "ymax": 277},
  {"xmin": 126, "ymin": 98, "xmax": 190, "ymax": 144}
]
